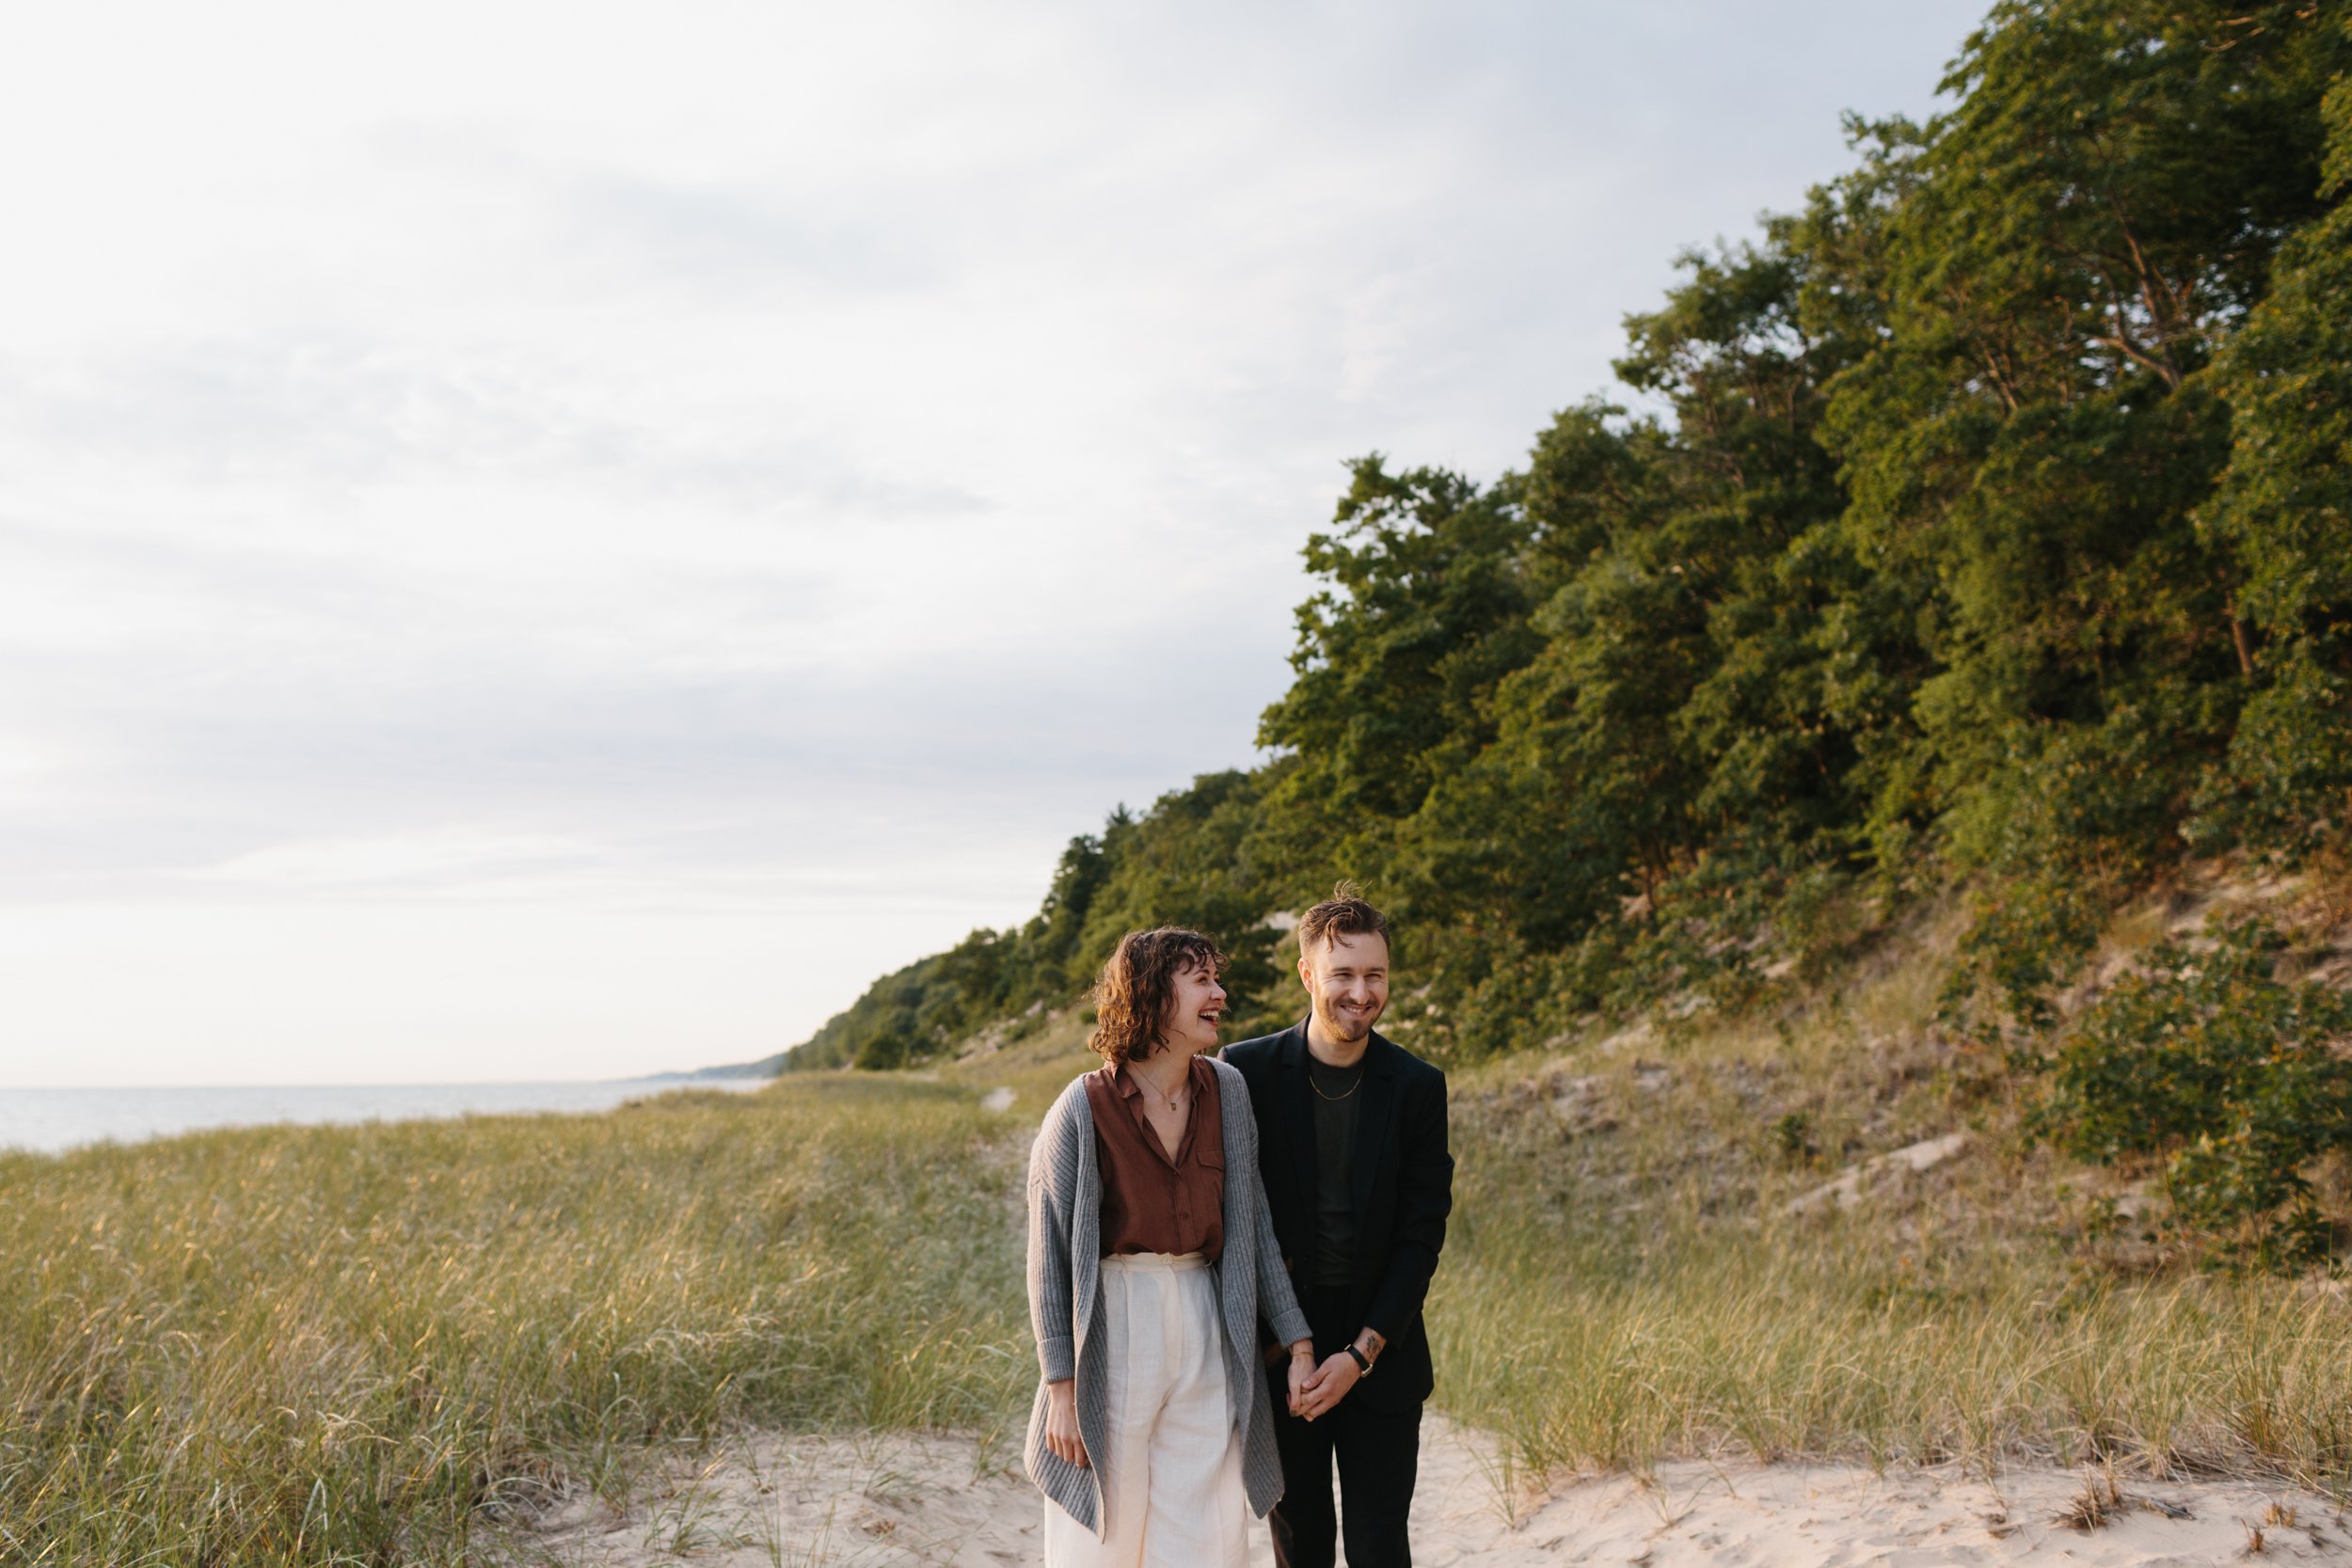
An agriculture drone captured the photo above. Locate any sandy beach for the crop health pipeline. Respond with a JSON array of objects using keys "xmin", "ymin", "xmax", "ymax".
[{"xmin": 505, "ymin": 1415, "xmax": 2352, "ymax": 1566}]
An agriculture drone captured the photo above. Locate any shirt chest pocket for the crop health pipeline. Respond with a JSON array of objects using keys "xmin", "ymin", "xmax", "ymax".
[
  {"xmin": 1185, "ymin": 1141, "xmax": 1223, "ymax": 1199},
  {"xmin": 1180, "ymin": 1142, "xmax": 1224, "ymax": 1238}
]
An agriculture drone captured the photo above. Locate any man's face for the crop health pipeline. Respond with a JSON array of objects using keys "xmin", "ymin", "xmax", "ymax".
[{"xmin": 1298, "ymin": 929, "xmax": 1390, "ymax": 1044}]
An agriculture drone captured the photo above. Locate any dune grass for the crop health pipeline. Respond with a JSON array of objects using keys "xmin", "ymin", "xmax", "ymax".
[
  {"xmin": 7, "ymin": 995, "xmax": 2352, "ymax": 1562},
  {"xmin": 1435, "ymin": 1139, "xmax": 2352, "ymax": 1492},
  {"xmin": 1423, "ymin": 950, "xmax": 2352, "ymax": 1495},
  {"xmin": 0, "ymin": 1077, "xmax": 1036, "ymax": 1566}
]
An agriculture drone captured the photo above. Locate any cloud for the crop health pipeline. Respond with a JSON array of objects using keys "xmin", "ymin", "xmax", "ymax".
[
  {"xmin": 0, "ymin": 0, "xmax": 1991, "ymax": 1084},
  {"xmin": 191, "ymin": 830, "xmax": 608, "ymax": 894},
  {"xmin": 0, "ymin": 339, "xmax": 993, "ymax": 522}
]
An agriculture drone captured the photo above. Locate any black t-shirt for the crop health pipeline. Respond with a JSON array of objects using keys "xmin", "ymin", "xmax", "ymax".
[{"xmin": 1309, "ymin": 1053, "xmax": 1365, "ymax": 1289}]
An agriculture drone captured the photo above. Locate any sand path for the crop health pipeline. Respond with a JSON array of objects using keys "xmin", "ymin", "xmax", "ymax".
[{"xmin": 506, "ymin": 1415, "xmax": 2352, "ymax": 1566}]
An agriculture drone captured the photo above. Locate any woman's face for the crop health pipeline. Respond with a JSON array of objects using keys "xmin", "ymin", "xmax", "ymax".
[{"xmin": 1155, "ymin": 959, "xmax": 1228, "ymax": 1057}]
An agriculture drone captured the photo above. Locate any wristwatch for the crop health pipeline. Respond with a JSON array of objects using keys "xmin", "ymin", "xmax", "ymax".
[{"xmin": 1343, "ymin": 1342, "xmax": 1373, "ymax": 1377}]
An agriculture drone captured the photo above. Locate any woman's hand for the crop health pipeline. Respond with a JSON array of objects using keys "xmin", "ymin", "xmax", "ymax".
[
  {"xmin": 1044, "ymin": 1379, "xmax": 1088, "ymax": 1468},
  {"xmin": 1285, "ymin": 1340, "xmax": 1316, "ymax": 1417}
]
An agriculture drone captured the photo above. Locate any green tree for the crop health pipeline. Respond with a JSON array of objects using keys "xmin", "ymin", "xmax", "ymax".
[
  {"xmin": 1820, "ymin": 0, "xmax": 2346, "ymax": 890},
  {"xmin": 2192, "ymin": 22, "xmax": 2352, "ymax": 858},
  {"xmin": 1257, "ymin": 459, "xmax": 1541, "ymax": 834},
  {"xmin": 1076, "ymin": 772, "xmax": 1288, "ymax": 1025}
]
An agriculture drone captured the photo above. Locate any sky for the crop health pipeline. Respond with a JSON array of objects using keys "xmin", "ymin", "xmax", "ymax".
[{"xmin": 0, "ymin": 0, "xmax": 1989, "ymax": 1087}]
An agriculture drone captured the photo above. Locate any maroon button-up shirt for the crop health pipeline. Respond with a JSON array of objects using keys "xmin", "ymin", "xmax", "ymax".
[{"xmin": 1084, "ymin": 1053, "xmax": 1225, "ymax": 1262}]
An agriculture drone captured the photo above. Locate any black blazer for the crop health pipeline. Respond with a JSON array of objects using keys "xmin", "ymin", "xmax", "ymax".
[{"xmin": 1222, "ymin": 1022, "xmax": 1453, "ymax": 1411}]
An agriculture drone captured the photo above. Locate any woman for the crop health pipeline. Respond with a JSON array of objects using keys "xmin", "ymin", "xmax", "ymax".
[{"xmin": 1025, "ymin": 927, "xmax": 1316, "ymax": 1567}]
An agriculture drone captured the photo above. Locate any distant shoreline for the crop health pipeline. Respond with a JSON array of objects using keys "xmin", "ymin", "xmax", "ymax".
[{"xmin": 0, "ymin": 1076, "xmax": 769, "ymax": 1157}]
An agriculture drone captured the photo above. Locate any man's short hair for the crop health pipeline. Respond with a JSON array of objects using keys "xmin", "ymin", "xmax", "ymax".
[{"xmin": 1297, "ymin": 882, "xmax": 1390, "ymax": 958}]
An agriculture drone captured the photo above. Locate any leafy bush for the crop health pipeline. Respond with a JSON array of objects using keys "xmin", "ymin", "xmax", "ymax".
[
  {"xmin": 1938, "ymin": 876, "xmax": 2106, "ymax": 1052},
  {"xmin": 2189, "ymin": 657, "xmax": 2352, "ymax": 865},
  {"xmin": 2035, "ymin": 920, "xmax": 2352, "ymax": 1271}
]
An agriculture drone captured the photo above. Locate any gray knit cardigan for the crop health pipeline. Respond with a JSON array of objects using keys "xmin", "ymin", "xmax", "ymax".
[{"xmin": 1024, "ymin": 1057, "xmax": 1312, "ymax": 1536}]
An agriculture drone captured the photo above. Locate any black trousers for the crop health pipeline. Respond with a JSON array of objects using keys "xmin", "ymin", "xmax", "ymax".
[{"xmin": 1263, "ymin": 1292, "xmax": 1422, "ymax": 1568}]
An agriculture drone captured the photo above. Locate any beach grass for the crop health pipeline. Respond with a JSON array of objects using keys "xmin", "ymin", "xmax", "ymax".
[
  {"xmin": 1425, "ymin": 945, "xmax": 2352, "ymax": 1495},
  {"xmin": 1437, "ymin": 1138, "xmax": 2352, "ymax": 1492},
  {"xmin": 7, "ymin": 999, "xmax": 2352, "ymax": 1563},
  {"xmin": 0, "ymin": 1076, "xmax": 1035, "ymax": 1566}
]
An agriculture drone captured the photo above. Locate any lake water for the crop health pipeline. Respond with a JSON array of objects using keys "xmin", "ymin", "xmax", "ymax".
[{"xmin": 0, "ymin": 1078, "xmax": 771, "ymax": 1155}]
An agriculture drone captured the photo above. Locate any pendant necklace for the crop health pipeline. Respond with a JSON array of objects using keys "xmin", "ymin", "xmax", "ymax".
[{"xmin": 1136, "ymin": 1063, "xmax": 1188, "ymax": 1112}]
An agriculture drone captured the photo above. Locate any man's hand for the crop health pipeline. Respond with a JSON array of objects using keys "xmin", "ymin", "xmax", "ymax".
[
  {"xmin": 1295, "ymin": 1351, "xmax": 1361, "ymax": 1420},
  {"xmin": 1043, "ymin": 1379, "xmax": 1088, "ymax": 1467}
]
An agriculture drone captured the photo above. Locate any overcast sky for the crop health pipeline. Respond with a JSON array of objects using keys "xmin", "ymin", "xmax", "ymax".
[{"xmin": 0, "ymin": 0, "xmax": 1987, "ymax": 1086}]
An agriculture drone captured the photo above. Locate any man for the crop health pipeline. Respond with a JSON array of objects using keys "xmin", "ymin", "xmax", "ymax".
[{"xmin": 1223, "ymin": 888, "xmax": 1453, "ymax": 1568}]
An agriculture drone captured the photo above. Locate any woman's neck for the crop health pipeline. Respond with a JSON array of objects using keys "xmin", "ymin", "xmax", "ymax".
[{"xmin": 1127, "ymin": 1046, "xmax": 1191, "ymax": 1098}]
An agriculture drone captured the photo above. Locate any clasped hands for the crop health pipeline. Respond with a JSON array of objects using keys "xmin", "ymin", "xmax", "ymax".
[
  {"xmin": 1285, "ymin": 1338, "xmax": 1364, "ymax": 1422},
  {"xmin": 1043, "ymin": 1329, "xmax": 1375, "ymax": 1468}
]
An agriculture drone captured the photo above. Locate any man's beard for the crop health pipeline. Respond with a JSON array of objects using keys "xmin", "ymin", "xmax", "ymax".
[{"xmin": 1318, "ymin": 1000, "xmax": 1379, "ymax": 1041}]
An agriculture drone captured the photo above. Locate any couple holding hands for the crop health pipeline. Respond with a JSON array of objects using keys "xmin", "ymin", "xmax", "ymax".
[{"xmin": 1025, "ymin": 889, "xmax": 1454, "ymax": 1567}]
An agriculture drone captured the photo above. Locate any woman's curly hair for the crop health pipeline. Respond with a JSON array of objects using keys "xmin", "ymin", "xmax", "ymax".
[{"xmin": 1088, "ymin": 927, "xmax": 1224, "ymax": 1065}]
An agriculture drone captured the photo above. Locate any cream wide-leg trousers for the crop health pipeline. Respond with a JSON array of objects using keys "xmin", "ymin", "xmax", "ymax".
[{"xmin": 1043, "ymin": 1251, "xmax": 1249, "ymax": 1568}]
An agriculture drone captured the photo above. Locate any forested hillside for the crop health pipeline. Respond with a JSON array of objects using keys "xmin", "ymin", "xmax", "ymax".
[{"xmin": 790, "ymin": 0, "xmax": 2352, "ymax": 1075}]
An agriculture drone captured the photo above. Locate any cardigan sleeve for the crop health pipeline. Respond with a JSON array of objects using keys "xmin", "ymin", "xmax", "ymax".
[{"xmin": 1026, "ymin": 1084, "xmax": 1082, "ymax": 1382}]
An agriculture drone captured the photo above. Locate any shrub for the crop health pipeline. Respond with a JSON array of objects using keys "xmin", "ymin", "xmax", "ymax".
[
  {"xmin": 2034, "ymin": 920, "xmax": 2352, "ymax": 1271},
  {"xmin": 1940, "ymin": 876, "xmax": 2106, "ymax": 1049}
]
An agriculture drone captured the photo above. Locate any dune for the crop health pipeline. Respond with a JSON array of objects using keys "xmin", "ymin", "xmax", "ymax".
[{"xmin": 504, "ymin": 1415, "xmax": 2352, "ymax": 1565}]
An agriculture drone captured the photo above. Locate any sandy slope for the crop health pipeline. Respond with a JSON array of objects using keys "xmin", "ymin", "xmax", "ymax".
[{"xmin": 502, "ymin": 1415, "xmax": 2352, "ymax": 1566}]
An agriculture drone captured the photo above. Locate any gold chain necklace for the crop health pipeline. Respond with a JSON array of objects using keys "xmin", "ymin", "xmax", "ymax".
[{"xmin": 1309, "ymin": 1061, "xmax": 1364, "ymax": 1101}]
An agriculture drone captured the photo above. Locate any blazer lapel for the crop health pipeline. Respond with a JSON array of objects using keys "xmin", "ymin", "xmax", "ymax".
[
  {"xmin": 1277, "ymin": 1025, "xmax": 1317, "ymax": 1227},
  {"xmin": 1349, "ymin": 1032, "xmax": 1400, "ymax": 1229}
]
